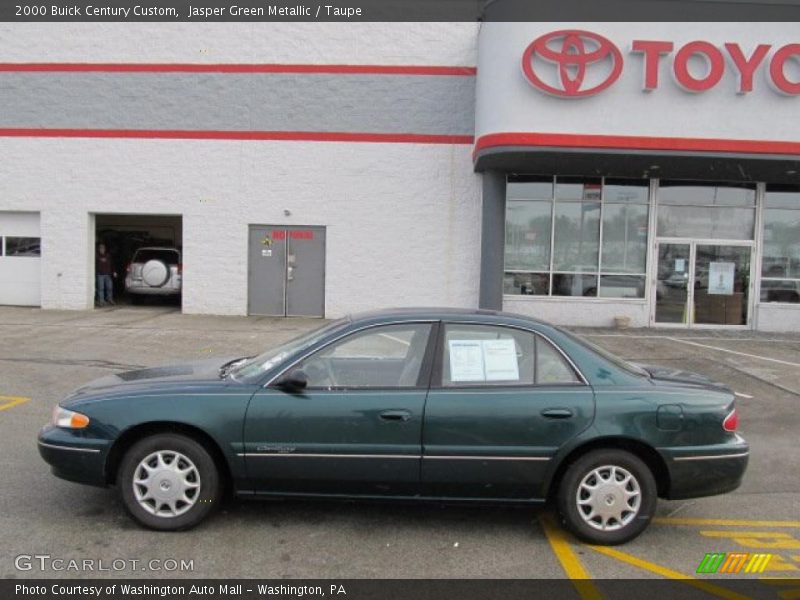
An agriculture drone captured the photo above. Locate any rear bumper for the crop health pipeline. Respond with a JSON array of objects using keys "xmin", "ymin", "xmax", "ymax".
[
  {"xmin": 38, "ymin": 425, "xmax": 110, "ymax": 487},
  {"xmin": 659, "ymin": 436, "xmax": 749, "ymax": 500},
  {"xmin": 125, "ymin": 285, "xmax": 181, "ymax": 296}
]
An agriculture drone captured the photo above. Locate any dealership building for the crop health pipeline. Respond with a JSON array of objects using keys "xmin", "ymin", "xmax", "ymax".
[{"xmin": 1, "ymin": 21, "xmax": 800, "ymax": 330}]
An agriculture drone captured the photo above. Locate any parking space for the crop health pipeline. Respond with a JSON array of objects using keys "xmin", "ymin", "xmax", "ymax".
[{"xmin": 0, "ymin": 306, "xmax": 798, "ymax": 591}]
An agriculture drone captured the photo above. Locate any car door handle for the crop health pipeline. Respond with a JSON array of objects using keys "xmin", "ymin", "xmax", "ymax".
[
  {"xmin": 541, "ymin": 408, "xmax": 574, "ymax": 419},
  {"xmin": 379, "ymin": 410, "xmax": 412, "ymax": 422}
]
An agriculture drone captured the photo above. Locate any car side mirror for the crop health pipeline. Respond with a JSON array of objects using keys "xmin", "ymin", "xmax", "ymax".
[{"xmin": 277, "ymin": 369, "xmax": 308, "ymax": 392}]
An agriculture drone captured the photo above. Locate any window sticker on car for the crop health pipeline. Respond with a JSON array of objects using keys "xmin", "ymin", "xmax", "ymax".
[
  {"xmin": 448, "ymin": 339, "xmax": 521, "ymax": 383},
  {"xmin": 448, "ymin": 340, "xmax": 485, "ymax": 382},
  {"xmin": 483, "ymin": 339, "xmax": 520, "ymax": 381}
]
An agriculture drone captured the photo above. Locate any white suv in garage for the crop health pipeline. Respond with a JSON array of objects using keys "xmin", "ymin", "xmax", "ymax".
[{"xmin": 125, "ymin": 247, "xmax": 182, "ymax": 303}]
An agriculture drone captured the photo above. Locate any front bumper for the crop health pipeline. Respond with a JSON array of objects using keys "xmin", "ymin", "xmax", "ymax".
[
  {"xmin": 38, "ymin": 425, "xmax": 110, "ymax": 487},
  {"xmin": 660, "ymin": 435, "xmax": 749, "ymax": 500}
]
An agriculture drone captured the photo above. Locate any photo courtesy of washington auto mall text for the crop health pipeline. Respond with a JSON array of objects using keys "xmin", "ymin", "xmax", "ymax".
[
  {"xmin": 15, "ymin": 584, "xmax": 347, "ymax": 597},
  {"xmin": 2, "ymin": 0, "xmax": 800, "ymax": 599}
]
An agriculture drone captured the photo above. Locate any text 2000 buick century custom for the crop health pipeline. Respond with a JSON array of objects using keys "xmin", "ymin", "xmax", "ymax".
[{"xmin": 38, "ymin": 308, "xmax": 748, "ymax": 544}]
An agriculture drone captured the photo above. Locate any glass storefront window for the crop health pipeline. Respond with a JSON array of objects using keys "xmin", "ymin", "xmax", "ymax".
[
  {"xmin": 761, "ymin": 185, "xmax": 800, "ymax": 304},
  {"xmin": 552, "ymin": 273, "xmax": 598, "ymax": 297},
  {"xmin": 657, "ymin": 205, "xmax": 755, "ymax": 239},
  {"xmin": 504, "ymin": 177, "xmax": 649, "ymax": 299},
  {"xmin": 505, "ymin": 200, "xmax": 552, "ymax": 272},
  {"xmin": 503, "ymin": 272, "xmax": 549, "ymax": 296},
  {"xmin": 552, "ymin": 201, "xmax": 600, "ymax": 272},
  {"xmin": 604, "ymin": 180, "xmax": 649, "ymax": 204},
  {"xmin": 656, "ymin": 181, "xmax": 756, "ymax": 240},
  {"xmin": 507, "ymin": 176, "xmax": 553, "ymax": 201},
  {"xmin": 658, "ymin": 183, "xmax": 756, "ymax": 206},
  {"xmin": 599, "ymin": 275, "xmax": 646, "ymax": 299},
  {"xmin": 601, "ymin": 203, "xmax": 648, "ymax": 274},
  {"xmin": 555, "ymin": 177, "xmax": 602, "ymax": 201}
]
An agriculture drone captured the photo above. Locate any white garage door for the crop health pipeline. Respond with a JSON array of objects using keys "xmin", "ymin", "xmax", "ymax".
[{"xmin": 0, "ymin": 212, "xmax": 41, "ymax": 306}]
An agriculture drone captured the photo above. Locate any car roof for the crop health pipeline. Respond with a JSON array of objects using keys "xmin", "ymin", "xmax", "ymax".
[{"xmin": 346, "ymin": 307, "xmax": 549, "ymax": 327}]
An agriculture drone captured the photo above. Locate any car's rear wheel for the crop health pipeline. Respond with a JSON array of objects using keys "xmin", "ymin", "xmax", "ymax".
[
  {"xmin": 118, "ymin": 433, "xmax": 221, "ymax": 531},
  {"xmin": 557, "ymin": 449, "xmax": 656, "ymax": 545}
]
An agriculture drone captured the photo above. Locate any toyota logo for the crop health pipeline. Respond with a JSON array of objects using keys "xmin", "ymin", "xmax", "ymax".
[{"xmin": 522, "ymin": 30, "xmax": 624, "ymax": 98}]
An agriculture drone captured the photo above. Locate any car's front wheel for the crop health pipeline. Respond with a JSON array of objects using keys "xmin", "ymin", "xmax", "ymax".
[
  {"xmin": 118, "ymin": 433, "xmax": 221, "ymax": 531},
  {"xmin": 557, "ymin": 449, "xmax": 657, "ymax": 545}
]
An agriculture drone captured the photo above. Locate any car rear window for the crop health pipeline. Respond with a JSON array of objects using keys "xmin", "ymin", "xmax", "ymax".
[{"xmin": 133, "ymin": 249, "xmax": 179, "ymax": 264}]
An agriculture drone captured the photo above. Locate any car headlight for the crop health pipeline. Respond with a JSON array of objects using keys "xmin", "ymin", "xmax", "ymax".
[{"xmin": 52, "ymin": 406, "xmax": 90, "ymax": 429}]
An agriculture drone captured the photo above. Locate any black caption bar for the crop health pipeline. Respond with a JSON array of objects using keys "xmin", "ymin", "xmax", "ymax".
[
  {"xmin": 4, "ymin": 579, "xmax": 794, "ymax": 600},
  {"xmin": 2, "ymin": 0, "xmax": 481, "ymax": 21},
  {"xmin": 2, "ymin": 0, "xmax": 800, "ymax": 22}
]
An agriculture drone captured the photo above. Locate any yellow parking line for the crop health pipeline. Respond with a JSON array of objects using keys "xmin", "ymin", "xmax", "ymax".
[
  {"xmin": 588, "ymin": 545, "xmax": 751, "ymax": 600},
  {"xmin": 0, "ymin": 395, "xmax": 31, "ymax": 411},
  {"xmin": 539, "ymin": 514, "xmax": 603, "ymax": 600},
  {"xmin": 654, "ymin": 517, "xmax": 800, "ymax": 528}
]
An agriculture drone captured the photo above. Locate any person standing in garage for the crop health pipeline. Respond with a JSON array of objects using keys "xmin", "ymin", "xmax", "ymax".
[{"xmin": 95, "ymin": 243, "xmax": 117, "ymax": 306}]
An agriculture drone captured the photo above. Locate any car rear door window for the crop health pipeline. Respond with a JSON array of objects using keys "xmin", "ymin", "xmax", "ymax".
[
  {"xmin": 441, "ymin": 324, "xmax": 535, "ymax": 386},
  {"xmin": 536, "ymin": 337, "xmax": 581, "ymax": 384},
  {"xmin": 440, "ymin": 324, "xmax": 581, "ymax": 387}
]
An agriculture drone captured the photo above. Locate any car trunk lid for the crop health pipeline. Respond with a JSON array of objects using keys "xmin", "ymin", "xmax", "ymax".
[{"xmin": 635, "ymin": 363, "xmax": 732, "ymax": 392}]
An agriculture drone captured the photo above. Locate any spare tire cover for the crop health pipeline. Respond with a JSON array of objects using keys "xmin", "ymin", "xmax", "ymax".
[{"xmin": 142, "ymin": 259, "xmax": 169, "ymax": 287}]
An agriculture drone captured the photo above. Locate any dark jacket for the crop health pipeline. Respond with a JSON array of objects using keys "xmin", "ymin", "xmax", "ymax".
[{"xmin": 96, "ymin": 252, "xmax": 113, "ymax": 276}]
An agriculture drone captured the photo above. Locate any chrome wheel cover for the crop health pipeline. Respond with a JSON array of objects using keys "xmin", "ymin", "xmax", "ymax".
[
  {"xmin": 576, "ymin": 465, "xmax": 641, "ymax": 531},
  {"xmin": 132, "ymin": 450, "xmax": 201, "ymax": 518}
]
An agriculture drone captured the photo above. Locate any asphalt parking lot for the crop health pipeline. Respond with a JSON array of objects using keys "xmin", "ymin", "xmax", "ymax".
[{"xmin": 1, "ymin": 306, "xmax": 798, "ymax": 594}]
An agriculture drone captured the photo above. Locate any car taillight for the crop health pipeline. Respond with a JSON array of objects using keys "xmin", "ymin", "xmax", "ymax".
[
  {"xmin": 723, "ymin": 408, "xmax": 739, "ymax": 432},
  {"xmin": 177, "ymin": 263, "xmax": 183, "ymax": 275},
  {"xmin": 125, "ymin": 263, "xmax": 131, "ymax": 274}
]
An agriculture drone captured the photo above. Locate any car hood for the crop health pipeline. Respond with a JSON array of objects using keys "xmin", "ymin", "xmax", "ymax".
[
  {"xmin": 66, "ymin": 356, "xmax": 243, "ymax": 399},
  {"xmin": 635, "ymin": 363, "xmax": 732, "ymax": 392}
]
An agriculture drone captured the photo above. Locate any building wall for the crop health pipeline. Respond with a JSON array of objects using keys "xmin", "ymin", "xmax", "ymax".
[
  {"xmin": 1, "ymin": 129, "xmax": 482, "ymax": 316},
  {"xmin": 755, "ymin": 304, "xmax": 800, "ymax": 333},
  {"xmin": 504, "ymin": 297, "xmax": 651, "ymax": 328},
  {"xmin": 0, "ymin": 23, "xmax": 479, "ymax": 65},
  {"xmin": 0, "ymin": 23, "xmax": 482, "ymax": 316}
]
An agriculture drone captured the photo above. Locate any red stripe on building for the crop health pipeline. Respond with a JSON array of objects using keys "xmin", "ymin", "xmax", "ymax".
[
  {"xmin": 0, "ymin": 128, "xmax": 475, "ymax": 145},
  {"xmin": 0, "ymin": 63, "xmax": 477, "ymax": 76},
  {"xmin": 474, "ymin": 132, "xmax": 800, "ymax": 158}
]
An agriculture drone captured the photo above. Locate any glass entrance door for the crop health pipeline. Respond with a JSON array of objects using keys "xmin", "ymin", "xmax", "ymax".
[
  {"xmin": 655, "ymin": 243, "xmax": 691, "ymax": 324},
  {"xmin": 693, "ymin": 245, "xmax": 751, "ymax": 326},
  {"xmin": 654, "ymin": 242, "xmax": 752, "ymax": 327}
]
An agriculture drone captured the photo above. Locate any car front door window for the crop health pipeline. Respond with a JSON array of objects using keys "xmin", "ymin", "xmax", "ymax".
[{"xmin": 298, "ymin": 323, "xmax": 433, "ymax": 389}]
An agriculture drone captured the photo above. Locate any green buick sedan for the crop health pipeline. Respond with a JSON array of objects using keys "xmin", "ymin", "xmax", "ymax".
[{"xmin": 38, "ymin": 308, "xmax": 748, "ymax": 544}]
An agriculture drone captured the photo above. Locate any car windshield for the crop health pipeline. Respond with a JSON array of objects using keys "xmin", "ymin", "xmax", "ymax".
[
  {"xmin": 555, "ymin": 327, "xmax": 649, "ymax": 377},
  {"xmin": 230, "ymin": 318, "xmax": 349, "ymax": 382}
]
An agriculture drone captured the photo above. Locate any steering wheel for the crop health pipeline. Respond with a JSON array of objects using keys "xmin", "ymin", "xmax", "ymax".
[
  {"xmin": 321, "ymin": 358, "xmax": 338, "ymax": 387},
  {"xmin": 303, "ymin": 358, "xmax": 337, "ymax": 388}
]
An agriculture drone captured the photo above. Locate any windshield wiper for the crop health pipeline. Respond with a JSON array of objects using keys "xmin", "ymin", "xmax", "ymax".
[{"xmin": 219, "ymin": 357, "xmax": 249, "ymax": 379}]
